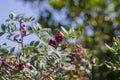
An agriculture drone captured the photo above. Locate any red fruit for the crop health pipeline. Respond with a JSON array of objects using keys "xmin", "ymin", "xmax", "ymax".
[
  {"xmin": 2, "ymin": 59, "xmax": 7, "ymax": 66},
  {"xmin": 69, "ymin": 53, "xmax": 77, "ymax": 61},
  {"xmin": 28, "ymin": 66, "xmax": 33, "ymax": 70},
  {"xmin": 13, "ymin": 37, "xmax": 18, "ymax": 42},
  {"xmin": 9, "ymin": 68, "xmax": 14, "ymax": 73},
  {"xmin": 55, "ymin": 30, "xmax": 64, "ymax": 43},
  {"xmin": 17, "ymin": 63, "xmax": 24, "ymax": 70},
  {"xmin": 80, "ymin": 53, "xmax": 85, "ymax": 58},
  {"xmin": 81, "ymin": 76, "xmax": 87, "ymax": 80},
  {"xmin": 21, "ymin": 24, "xmax": 26, "ymax": 36},
  {"xmin": 22, "ymin": 30, "xmax": 26, "ymax": 36},
  {"xmin": 7, "ymin": 61, "xmax": 12, "ymax": 65},
  {"xmin": 75, "ymin": 44, "xmax": 84, "ymax": 52},
  {"xmin": 63, "ymin": 43, "xmax": 68, "ymax": 50},
  {"xmin": 22, "ymin": 24, "xmax": 25, "ymax": 27},
  {"xmin": 69, "ymin": 53, "xmax": 75, "ymax": 58},
  {"xmin": 49, "ymin": 39, "xmax": 57, "ymax": 47}
]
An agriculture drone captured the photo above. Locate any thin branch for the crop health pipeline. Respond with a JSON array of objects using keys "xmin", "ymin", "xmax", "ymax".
[{"xmin": 19, "ymin": 19, "xmax": 25, "ymax": 56}]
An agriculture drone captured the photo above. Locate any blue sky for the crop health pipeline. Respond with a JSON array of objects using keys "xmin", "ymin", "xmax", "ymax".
[{"xmin": 0, "ymin": 0, "xmax": 38, "ymax": 24}]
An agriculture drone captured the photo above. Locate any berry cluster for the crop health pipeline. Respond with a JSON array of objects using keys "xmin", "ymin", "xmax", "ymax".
[
  {"xmin": 55, "ymin": 30, "xmax": 64, "ymax": 43},
  {"xmin": 49, "ymin": 30, "xmax": 64, "ymax": 48},
  {"xmin": 21, "ymin": 24, "xmax": 26, "ymax": 36},
  {"xmin": 69, "ymin": 44, "xmax": 85, "ymax": 61},
  {"xmin": 13, "ymin": 36, "xmax": 22, "ymax": 43},
  {"xmin": 49, "ymin": 39, "xmax": 57, "ymax": 47},
  {"xmin": 1, "ymin": 58, "xmax": 33, "ymax": 73},
  {"xmin": 68, "ymin": 44, "xmax": 87, "ymax": 80},
  {"xmin": 75, "ymin": 44, "xmax": 84, "ymax": 52},
  {"xmin": 13, "ymin": 24, "xmax": 26, "ymax": 42}
]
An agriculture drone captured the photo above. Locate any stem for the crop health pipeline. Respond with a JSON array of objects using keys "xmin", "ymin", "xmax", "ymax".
[{"xmin": 19, "ymin": 19, "xmax": 25, "ymax": 56}]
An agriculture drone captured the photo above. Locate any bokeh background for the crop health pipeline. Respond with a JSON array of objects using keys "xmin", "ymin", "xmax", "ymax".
[{"xmin": 0, "ymin": 0, "xmax": 120, "ymax": 77}]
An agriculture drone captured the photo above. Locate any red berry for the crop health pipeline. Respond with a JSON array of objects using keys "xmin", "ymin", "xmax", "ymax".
[
  {"xmin": 22, "ymin": 30, "xmax": 26, "ymax": 36},
  {"xmin": 63, "ymin": 43, "xmax": 68, "ymax": 50},
  {"xmin": 69, "ymin": 53, "xmax": 75, "ymax": 58},
  {"xmin": 22, "ymin": 24, "xmax": 25, "ymax": 27},
  {"xmin": 49, "ymin": 39, "xmax": 57, "ymax": 47},
  {"xmin": 80, "ymin": 53, "xmax": 85, "ymax": 58},
  {"xmin": 75, "ymin": 44, "xmax": 84, "ymax": 52},
  {"xmin": 2, "ymin": 59, "xmax": 7, "ymax": 66},
  {"xmin": 9, "ymin": 68, "xmax": 14, "ymax": 73},
  {"xmin": 7, "ymin": 61, "xmax": 12, "ymax": 65},
  {"xmin": 21, "ymin": 24, "xmax": 26, "ymax": 36},
  {"xmin": 28, "ymin": 66, "xmax": 33, "ymax": 70},
  {"xmin": 55, "ymin": 30, "xmax": 64, "ymax": 43},
  {"xmin": 17, "ymin": 63, "xmax": 24, "ymax": 70},
  {"xmin": 26, "ymin": 62, "xmax": 33, "ymax": 70},
  {"xmin": 13, "ymin": 37, "xmax": 18, "ymax": 42}
]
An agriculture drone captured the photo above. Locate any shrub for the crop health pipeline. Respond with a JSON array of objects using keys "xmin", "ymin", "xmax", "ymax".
[{"xmin": 0, "ymin": 13, "xmax": 93, "ymax": 80}]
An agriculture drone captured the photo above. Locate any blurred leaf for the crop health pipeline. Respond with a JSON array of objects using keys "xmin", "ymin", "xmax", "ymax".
[
  {"xmin": 30, "ymin": 41, "xmax": 35, "ymax": 46},
  {"xmin": 0, "ymin": 32, "xmax": 4, "ymax": 36},
  {"xmin": 61, "ymin": 26, "xmax": 68, "ymax": 35},
  {"xmin": 1, "ymin": 24, "xmax": 6, "ymax": 31},
  {"xmin": 5, "ymin": 19, "xmax": 10, "ymax": 22},
  {"xmin": 34, "ymin": 41, "xmax": 40, "ymax": 47},
  {"xmin": 105, "ymin": 44, "xmax": 116, "ymax": 52},
  {"xmin": 10, "ymin": 47, "xmax": 15, "ymax": 53},
  {"xmin": 93, "ymin": 57, "xmax": 99, "ymax": 64},
  {"xmin": 9, "ymin": 12, "xmax": 16, "ymax": 20}
]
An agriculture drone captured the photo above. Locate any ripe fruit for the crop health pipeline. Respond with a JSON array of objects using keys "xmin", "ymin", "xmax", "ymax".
[
  {"xmin": 55, "ymin": 30, "xmax": 64, "ymax": 43},
  {"xmin": 17, "ymin": 63, "xmax": 24, "ymax": 70},
  {"xmin": 75, "ymin": 44, "xmax": 84, "ymax": 52}
]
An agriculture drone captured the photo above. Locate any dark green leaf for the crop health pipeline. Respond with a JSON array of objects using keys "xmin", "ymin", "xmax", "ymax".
[
  {"xmin": 0, "ymin": 32, "xmax": 4, "ymax": 36},
  {"xmin": 30, "ymin": 41, "xmax": 35, "ymax": 45},
  {"xmin": 5, "ymin": 19, "xmax": 10, "ymax": 22},
  {"xmin": 10, "ymin": 47, "xmax": 15, "ymax": 53},
  {"xmin": 9, "ymin": 13, "xmax": 14, "ymax": 19},
  {"xmin": 1, "ymin": 24, "xmax": 6, "ymax": 31},
  {"xmin": 34, "ymin": 41, "xmax": 40, "ymax": 47}
]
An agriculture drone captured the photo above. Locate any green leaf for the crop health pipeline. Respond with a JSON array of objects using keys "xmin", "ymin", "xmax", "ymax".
[
  {"xmin": 11, "ymin": 23, "xmax": 16, "ymax": 32},
  {"xmin": 61, "ymin": 26, "xmax": 68, "ymax": 35},
  {"xmin": 9, "ymin": 12, "xmax": 16, "ymax": 20},
  {"xmin": 31, "ymin": 55, "xmax": 37, "ymax": 62},
  {"xmin": 34, "ymin": 41, "xmax": 40, "ymax": 47},
  {"xmin": 30, "ymin": 41, "xmax": 35, "ymax": 45},
  {"xmin": 5, "ymin": 19, "xmax": 10, "ymax": 22},
  {"xmin": 29, "ymin": 16, "xmax": 35, "ymax": 21},
  {"xmin": 2, "ymin": 43, "xmax": 7, "ymax": 45},
  {"xmin": 31, "ymin": 17, "xmax": 35, "ymax": 21},
  {"xmin": 10, "ymin": 47, "xmax": 15, "ymax": 53},
  {"xmin": 105, "ymin": 43, "xmax": 115, "ymax": 52},
  {"xmin": 93, "ymin": 57, "xmax": 99, "ymax": 64},
  {"xmin": 1, "ymin": 24, "xmax": 6, "ymax": 31},
  {"xmin": 0, "ymin": 32, "xmax": 4, "ymax": 36},
  {"xmin": 28, "ymin": 26, "xmax": 34, "ymax": 34}
]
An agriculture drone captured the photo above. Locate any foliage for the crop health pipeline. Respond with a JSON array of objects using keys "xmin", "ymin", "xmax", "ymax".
[
  {"xmin": 0, "ymin": 13, "xmax": 94, "ymax": 80},
  {"xmin": 21, "ymin": 0, "xmax": 120, "ymax": 62},
  {"xmin": 0, "ymin": 12, "xmax": 120, "ymax": 80},
  {"xmin": 92, "ymin": 36, "xmax": 120, "ymax": 80}
]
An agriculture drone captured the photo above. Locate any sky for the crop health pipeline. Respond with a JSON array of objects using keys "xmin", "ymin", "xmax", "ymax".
[
  {"xmin": 0, "ymin": 0, "xmax": 39, "ymax": 54},
  {"xmin": 0, "ymin": 0, "xmax": 38, "ymax": 24}
]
